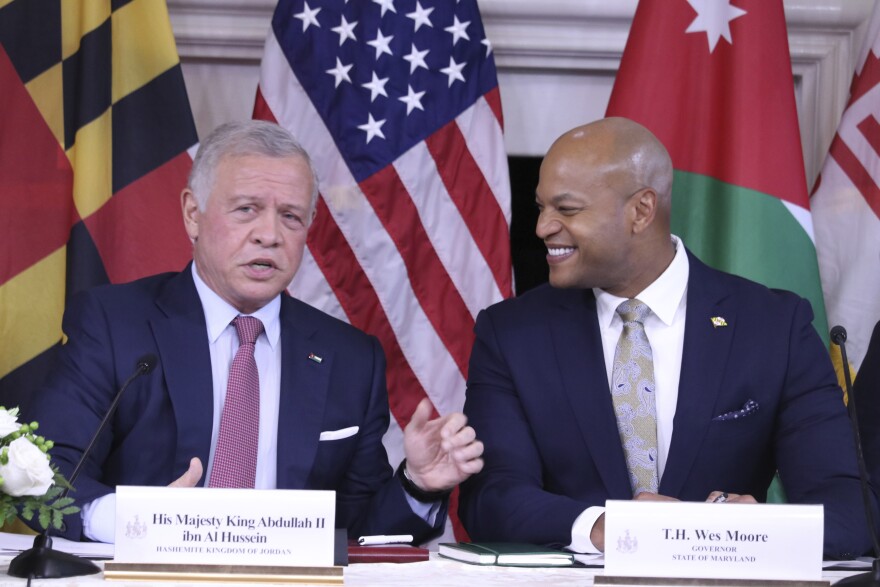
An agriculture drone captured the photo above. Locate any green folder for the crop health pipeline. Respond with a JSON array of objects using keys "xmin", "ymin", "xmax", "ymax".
[{"xmin": 438, "ymin": 542, "xmax": 575, "ymax": 567}]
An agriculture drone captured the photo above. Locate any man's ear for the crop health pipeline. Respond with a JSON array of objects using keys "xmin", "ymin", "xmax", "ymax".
[
  {"xmin": 181, "ymin": 189, "xmax": 200, "ymax": 242},
  {"xmin": 630, "ymin": 188, "xmax": 658, "ymax": 235}
]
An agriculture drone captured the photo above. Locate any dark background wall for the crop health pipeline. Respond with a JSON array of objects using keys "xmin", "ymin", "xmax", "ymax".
[{"xmin": 509, "ymin": 155, "xmax": 548, "ymax": 295}]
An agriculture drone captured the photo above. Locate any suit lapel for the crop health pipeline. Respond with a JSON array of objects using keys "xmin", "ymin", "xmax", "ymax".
[
  {"xmin": 151, "ymin": 266, "xmax": 214, "ymax": 482},
  {"xmin": 660, "ymin": 253, "xmax": 737, "ymax": 496},
  {"xmin": 275, "ymin": 296, "xmax": 332, "ymax": 489},
  {"xmin": 552, "ymin": 289, "xmax": 632, "ymax": 497}
]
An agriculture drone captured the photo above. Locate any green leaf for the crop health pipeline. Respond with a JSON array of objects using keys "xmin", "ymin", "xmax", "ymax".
[
  {"xmin": 38, "ymin": 510, "xmax": 50, "ymax": 529},
  {"xmin": 52, "ymin": 476, "xmax": 74, "ymax": 491},
  {"xmin": 43, "ymin": 485, "xmax": 64, "ymax": 499},
  {"xmin": 49, "ymin": 497, "xmax": 74, "ymax": 509},
  {"xmin": 59, "ymin": 506, "xmax": 79, "ymax": 515},
  {"xmin": 52, "ymin": 510, "xmax": 63, "ymax": 529}
]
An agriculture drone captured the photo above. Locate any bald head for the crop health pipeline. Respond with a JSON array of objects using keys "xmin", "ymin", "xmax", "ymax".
[
  {"xmin": 535, "ymin": 117, "xmax": 676, "ymax": 296},
  {"xmin": 549, "ymin": 117, "xmax": 673, "ymax": 211}
]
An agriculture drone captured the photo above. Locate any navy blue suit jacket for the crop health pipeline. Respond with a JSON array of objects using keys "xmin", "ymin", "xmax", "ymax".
[
  {"xmin": 28, "ymin": 266, "xmax": 443, "ymax": 542},
  {"xmin": 460, "ymin": 252, "xmax": 872, "ymax": 559},
  {"xmin": 856, "ymin": 321, "xmax": 880, "ymax": 490}
]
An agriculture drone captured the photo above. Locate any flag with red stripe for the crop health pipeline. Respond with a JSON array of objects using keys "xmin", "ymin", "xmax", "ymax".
[
  {"xmin": 606, "ymin": 0, "xmax": 827, "ymax": 344},
  {"xmin": 813, "ymin": 2, "xmax": 880, "ymax": 370},
  {"xmin": 0, "ymin": 0, "xmax": 197, "ymax": 409},
  {"xmin": 253, "ymin": 0, "xmax": 512, "ymax": 540}
]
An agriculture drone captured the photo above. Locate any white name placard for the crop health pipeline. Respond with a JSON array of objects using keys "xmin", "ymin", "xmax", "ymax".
[
  {"xmin": 604, "ymin": 500, "xmax": 823, "ymax": 581},
  {"xmin": 114, "ymin": 486, "xmax": 336, "ymax": 567}
]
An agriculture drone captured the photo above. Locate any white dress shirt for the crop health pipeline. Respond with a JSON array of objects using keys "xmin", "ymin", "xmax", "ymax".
[
  {"xmin": 568, "ymin": 235, "xmax": 689, "ymax": 553},
  {"xmin": 194, "ymin": 265, "xmax": 283, "ymax": 489}
]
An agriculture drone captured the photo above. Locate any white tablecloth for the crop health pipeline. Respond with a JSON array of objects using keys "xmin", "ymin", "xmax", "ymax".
[{"xmin": 0, "ymin": 554, "xmax": 866, "ymax": 586}]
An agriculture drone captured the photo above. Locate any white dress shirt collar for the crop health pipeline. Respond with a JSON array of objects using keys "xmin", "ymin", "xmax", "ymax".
[
  {"xmin": 190, "ymin": 263, "xmax": 281, "ymax": 349},
  {"xmin": 594, "ymin": 235, "xmax": 689, "ymax": 325}
]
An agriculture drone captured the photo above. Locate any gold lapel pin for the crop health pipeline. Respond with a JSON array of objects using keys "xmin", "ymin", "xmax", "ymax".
[
  {"xmin": 308, "ymin": 353, "xmax": 323, "ymax": 364},
  {"xmin": 711, "ymin": 316, "xmax": 728, "ymax": 328}
]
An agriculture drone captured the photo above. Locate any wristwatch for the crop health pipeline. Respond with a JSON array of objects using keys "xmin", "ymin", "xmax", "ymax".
[{"xmin": 395, "ymin": 460, "xmax": 451, "ymax": 503}]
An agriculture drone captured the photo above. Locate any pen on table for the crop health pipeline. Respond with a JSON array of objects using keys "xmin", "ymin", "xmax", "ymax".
[
  {"xmin": 358, "ymin": 534, "xmax": 414, "ymax": 546},
  {"xmin": 712, "ymin": 492, "xmax": 729, "ymax": 503}
]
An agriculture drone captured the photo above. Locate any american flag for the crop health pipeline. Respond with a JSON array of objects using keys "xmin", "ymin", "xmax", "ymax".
[{"xmin": 253, "ymin": 0, "xmax": 512, "ymax": 537}]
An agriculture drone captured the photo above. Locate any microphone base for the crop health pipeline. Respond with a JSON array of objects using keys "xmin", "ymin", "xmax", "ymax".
[
  {"xmin": 835, "ymin": 559, "xmax": 880, "ymax": 586},
  {"xmin": 7, "ymin": 535, "xmax": 101, "ymax": 579}
]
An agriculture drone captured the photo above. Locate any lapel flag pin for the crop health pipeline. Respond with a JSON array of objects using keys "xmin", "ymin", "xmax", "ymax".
[
  {"xmin": 308, "ymin": 353, "xmax": 323, "ymax": 364},
  {"xmin": 711, "ymin": 316, "xmax": 728, "ymax": 328}
]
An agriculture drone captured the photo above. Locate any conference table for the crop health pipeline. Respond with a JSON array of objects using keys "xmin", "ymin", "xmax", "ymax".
[{"xmin": 0, "ymin": 554, "xmax": 866, "ymax": 586}]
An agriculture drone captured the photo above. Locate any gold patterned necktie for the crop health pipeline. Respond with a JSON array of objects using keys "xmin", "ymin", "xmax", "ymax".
[{"xmin": 611, "ymin": 299, "xmax": 659, "ymax": 496}]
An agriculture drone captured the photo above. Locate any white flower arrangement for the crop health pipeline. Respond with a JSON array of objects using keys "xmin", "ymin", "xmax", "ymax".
[{"xmin": 0, "ymin": 407, "xmax": 77, "ymax": 530}]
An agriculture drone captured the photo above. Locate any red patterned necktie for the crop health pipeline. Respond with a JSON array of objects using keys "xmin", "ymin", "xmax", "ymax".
[{"xmin": 209, "ymin": 315, "xmax": 264, "ymax": 488}]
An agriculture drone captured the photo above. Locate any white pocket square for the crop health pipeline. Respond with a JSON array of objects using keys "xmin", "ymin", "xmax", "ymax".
[{"xmin": 319, "ymin": 426, "xmax": 359, "ymax": 441}]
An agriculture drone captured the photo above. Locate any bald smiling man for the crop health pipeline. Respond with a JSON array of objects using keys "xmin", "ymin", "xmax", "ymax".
[{"xmin": 459, "ymin": 118, "xmax": 875, "ymax": 560}]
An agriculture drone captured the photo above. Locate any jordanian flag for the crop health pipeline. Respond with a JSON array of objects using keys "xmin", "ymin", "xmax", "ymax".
[{"xmin": 607, "ymin": 0, "xmax": 828, "ymax": 341}]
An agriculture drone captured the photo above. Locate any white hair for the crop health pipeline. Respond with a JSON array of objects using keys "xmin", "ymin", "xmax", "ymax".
[{"xmin": 188, "ymin": 120, "xmax": 319, "ymax": 214}]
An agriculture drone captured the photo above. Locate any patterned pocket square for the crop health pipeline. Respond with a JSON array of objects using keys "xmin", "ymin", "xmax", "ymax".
[{"xmin": 712, "ymin": 399, "xmax": 759, "ymax": 422}]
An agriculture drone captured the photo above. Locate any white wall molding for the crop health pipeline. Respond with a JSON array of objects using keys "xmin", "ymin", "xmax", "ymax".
[{"xmin": 168, "ymin": 0, "xmax": 274, "ymax": 61}]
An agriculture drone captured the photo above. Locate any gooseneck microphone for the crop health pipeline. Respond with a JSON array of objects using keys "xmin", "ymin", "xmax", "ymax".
[
  {"xmin": 7, "ymin": 354, "xmax": 159, "ymax": 580},
  {"xmin": 831, "ymin": 327, "xmax": 880, "ymax": 587},
  {"xmin": 63, "ymin": 354, "xmax": 158, "ymax": 494}
]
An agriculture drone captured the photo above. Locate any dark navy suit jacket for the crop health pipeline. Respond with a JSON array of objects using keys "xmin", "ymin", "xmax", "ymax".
[
  {"xmin": 28, "ymin": 266, "xmax": 443, "ymax": 542},
  {"xmin": 460, "ymin": 252, "xmax": 872, "ymax": 559},
  {"xmin": 856, "ymin": 321, "xmax": 880, "ymax": 491}
]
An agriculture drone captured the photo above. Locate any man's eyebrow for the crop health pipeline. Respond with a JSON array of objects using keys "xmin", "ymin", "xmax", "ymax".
[
  {"xmin": 229, "ymin": 195, "xmax": 260, "ymax": 203},
  {"xmin": 535, "ymin": 192, "xmax": 579, "ymax": 204}
]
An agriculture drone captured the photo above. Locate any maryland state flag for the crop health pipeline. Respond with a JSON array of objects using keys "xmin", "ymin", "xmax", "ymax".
[
  {"xmin": 0, "ymin": 0, "xmax": 197, "ymax": 408},
  {"xmin": 813, "ymin": 2, "xmax": 880, "ymax": 371}
]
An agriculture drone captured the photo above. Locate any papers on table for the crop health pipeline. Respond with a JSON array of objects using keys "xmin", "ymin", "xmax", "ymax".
[
  {"xmin": 0, "ymin": 531, "xmax": 114, "ymax": 559},
  {"xmin": 0, "ymin": 530, "xmax": 870, "ymax": 571},
  {"xmin": 822, "ymin": 557, "xmax": 873, "ymax": 570}
]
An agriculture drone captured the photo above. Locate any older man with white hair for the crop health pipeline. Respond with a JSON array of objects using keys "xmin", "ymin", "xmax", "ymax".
[{"xmin": 30, "ymin": 120, "xmax": 484, "ymax": 543}]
